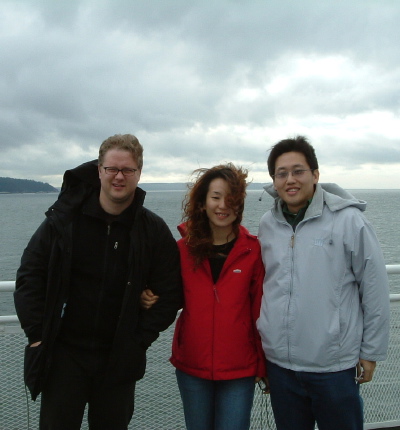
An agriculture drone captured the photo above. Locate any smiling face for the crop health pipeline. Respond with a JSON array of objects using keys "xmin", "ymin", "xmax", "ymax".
[
  {"xmin": 98, "ymin": 149, "xmax": 141, "ymax": 215},
  {"xmin": 273, "ymin": 151, "xmax": 319, "ymax": 213},
  {"xmin": 204, "ymin": 177, "xmax": 238, "ymax": 237}
]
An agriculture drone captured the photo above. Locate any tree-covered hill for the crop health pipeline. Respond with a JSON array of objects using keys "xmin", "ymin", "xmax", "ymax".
[{"xmin": 0, "ymin": 177, "xmax": 58, "ymax": 193}]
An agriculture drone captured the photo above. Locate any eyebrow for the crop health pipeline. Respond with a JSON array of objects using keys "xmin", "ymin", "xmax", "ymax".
[{"xmin": 276, "ymin": 164, "xmax": 306, "ymax": 171}]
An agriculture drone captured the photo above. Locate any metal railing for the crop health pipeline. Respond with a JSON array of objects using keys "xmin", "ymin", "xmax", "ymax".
[{"xmin": 1, "ymin": 265, "xmax": 400, "ymax": 429}]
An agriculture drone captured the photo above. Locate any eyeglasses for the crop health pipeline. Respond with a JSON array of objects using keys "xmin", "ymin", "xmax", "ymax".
[
  {"xmin": 272, "ymin": 169, "xmax": 314, "ymax": 180},
  {"xmin": 102, "ymin": 166, "xmax": 138, "ymax": 176}
]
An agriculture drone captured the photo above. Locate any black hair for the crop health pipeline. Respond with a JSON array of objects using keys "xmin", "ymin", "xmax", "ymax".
[{"xmin": 267, "ymin": 135, "xmax": 318, "ymax": 177}]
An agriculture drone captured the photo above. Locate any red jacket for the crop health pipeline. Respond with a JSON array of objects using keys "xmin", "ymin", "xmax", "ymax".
[{"xmin": 170, "ymin": 224, "xmax": 266, "ymax": 380}]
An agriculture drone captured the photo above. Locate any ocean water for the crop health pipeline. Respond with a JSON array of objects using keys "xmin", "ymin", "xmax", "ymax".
[
  {"xmin": 1, "ymin": 189, "xmax": 400, "ymax": 429},
  {"xmin": 0, "ymin": 188, "xmax": 399, "ymax": 316}
]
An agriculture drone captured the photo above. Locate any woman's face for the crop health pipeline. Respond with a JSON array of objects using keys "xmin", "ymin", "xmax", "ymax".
[{"xmin": 203, "ymin": 178, "xmax": 238, "ymax": 234}]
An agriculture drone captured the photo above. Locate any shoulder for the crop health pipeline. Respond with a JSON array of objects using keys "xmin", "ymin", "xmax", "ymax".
[
  {"xmin": 140, "ymin": 207, "xmax": 170, "ymax": 229},
  {"xmin": 177, "ymin": 237, "xmax": 189, "ymax": 253},
  {"xmin": 238, "ymin": 225, "xmax": 258, "ymax": 242},
  {"xmin": 325, "ymin": 203, "xmax": 368, "ymax": 227},
  {"xmin": 260, "ymin": 208, "xmax": 275, "ymax": 223},
  {"xmin": 137, "ymin": 207, "xmax": 177, "ymax": 248},
  {"xmin": 236, "ymin": 226, "xmax": 261, "ymax": 253}
]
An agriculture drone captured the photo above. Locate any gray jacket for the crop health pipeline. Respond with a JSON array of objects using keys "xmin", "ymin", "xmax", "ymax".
[{"xmin": 257, "ymin": 183, "xmax": 390, "ymax": 372}]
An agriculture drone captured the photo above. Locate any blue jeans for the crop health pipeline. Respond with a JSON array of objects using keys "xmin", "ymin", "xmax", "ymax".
[
  {"xmin": 267, "ymin": 361, "xmax": 363, "ymax": 430},
  {"xmin": 176, "ymin": 369, "xmax": 255, "ymax": 430}
]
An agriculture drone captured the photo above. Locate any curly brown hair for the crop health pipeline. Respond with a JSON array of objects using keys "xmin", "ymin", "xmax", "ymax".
[{"xmin": 182, "ymin": 163, "xmax": 248, "ymax": 265}]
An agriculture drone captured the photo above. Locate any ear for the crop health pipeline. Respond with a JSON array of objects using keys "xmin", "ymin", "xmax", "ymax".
[
  {"xmin": 98, "ymin": 164, "xmax": 102, "ymax": 178},
  {"xmin": 312, "ymin": 169, "xmax": 320, "ymax": 184}
]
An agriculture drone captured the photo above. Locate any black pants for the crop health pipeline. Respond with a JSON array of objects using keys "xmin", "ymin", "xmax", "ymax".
[{"xmin": 40, "ymin": 343, "xmax": 136, "ymax": 430}]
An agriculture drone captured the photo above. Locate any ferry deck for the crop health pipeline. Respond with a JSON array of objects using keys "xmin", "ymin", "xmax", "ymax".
[{"xmin": 1, "ymin": 265, "xmax": 399, "ymax": 429}]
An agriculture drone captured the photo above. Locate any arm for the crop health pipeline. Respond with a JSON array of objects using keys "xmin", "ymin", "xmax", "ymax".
[
  {"xmin": 14, "ymin": 219, "xmax": 54, "ymax": 345},
  {"xmin": 138, "ymin": 219, "xmax": 183, "ymax": 347},
  {"xmin": 351, "ymin": 219, "xmax": 390, "ymax": 381},
  {"xmin": 250, "ymin": 247, "xmax": 267, "ymax": 379}
]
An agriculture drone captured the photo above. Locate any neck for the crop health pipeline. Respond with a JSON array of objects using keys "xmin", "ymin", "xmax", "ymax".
[
  {"xmin": 99, "ymin": 195, "xmax": 134, "ymax": 216},
  {"xmin": 212, "ymin": 227, "xmax": 236, "ymax": 245}
]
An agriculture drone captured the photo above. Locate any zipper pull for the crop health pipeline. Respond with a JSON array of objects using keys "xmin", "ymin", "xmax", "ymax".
[
  {"xmin": 61, "ymin": 302, "xmax": 67, "ymax": 318},
  {"xmin": 114, "ymin": 242, "xmax": 118, "ymax": 250},
  {"xmin": 291, "ymin": 235, "xmax": 295, "ymax": 248},
  {"xmin": 213, "ymin": 286, "xmax": 220, "ymax": 303}
]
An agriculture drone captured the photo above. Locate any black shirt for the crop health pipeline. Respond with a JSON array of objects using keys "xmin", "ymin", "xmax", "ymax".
[
  {"xmin": 59, "ymin": 192, "xmax": 136, "ymax": 353},
  {"xmin": 209, "ymin": 238, "xmax": 237, "ymax": 284}
]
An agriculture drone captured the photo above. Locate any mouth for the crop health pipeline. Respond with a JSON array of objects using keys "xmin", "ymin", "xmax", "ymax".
[
  {"xmin": 215, "ymin": 212, "xmax": 230, "ymax": 219},
  {"xmin": 286, "ymin": 188, "xmax": 299, "ymax": 196},
  {"xmin": 112, "ymin": 183, "xmax": 125, "ymax": 189}
]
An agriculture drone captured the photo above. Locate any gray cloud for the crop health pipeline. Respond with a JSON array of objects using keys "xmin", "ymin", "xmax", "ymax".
[{"xmin": 1, "ymin": 0, "xmax": 399, "ymax": 188}]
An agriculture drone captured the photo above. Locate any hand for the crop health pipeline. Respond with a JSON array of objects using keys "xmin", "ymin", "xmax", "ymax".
[
  {"xmin": 255, "ymin": 376, "xmax": 270, "ymax": 394},
  {"xmin": 30, "ymin": 341, "xmax": 42, "ymax": 347},
  {"xmin": 140, "ymin": 288, "xmax": 159, "ymax": 310},
  {"xmin": 356, "ymin": 359, "xmax": 376, "ymax": 384}
]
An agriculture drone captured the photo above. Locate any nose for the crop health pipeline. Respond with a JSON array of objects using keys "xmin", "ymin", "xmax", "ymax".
[
  {"xmin": 218, "ymin": 198, "xmax": 228, "ymax": 209},
  {"xmin": 115, "ymin": 170, "xmax": 125, "ymax": 179},
  {"xmin": 286, "ymin": 172, "xmax": 296, "ymax": 183}
]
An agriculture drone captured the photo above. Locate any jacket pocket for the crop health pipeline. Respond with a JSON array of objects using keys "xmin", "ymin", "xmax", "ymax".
[{"xmin": 24, "ymin": 343, "xmax": 44, "ymax": 401}]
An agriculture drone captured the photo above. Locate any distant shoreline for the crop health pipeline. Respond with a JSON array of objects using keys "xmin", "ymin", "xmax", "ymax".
[
  {"xmin": 1, "ymin": 178, "xmax": 399, "ymax": 194},
  {"xmin": 0, "ymin": 177, "xmax": 58, "ymax": 194}
]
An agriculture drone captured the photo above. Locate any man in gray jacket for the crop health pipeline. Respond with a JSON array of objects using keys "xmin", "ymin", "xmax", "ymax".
[{"xmin": 257, "ymin": 136, "xmax": 390, "ymax": 430}]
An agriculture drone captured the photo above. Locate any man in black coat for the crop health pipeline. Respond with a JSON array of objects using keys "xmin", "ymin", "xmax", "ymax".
[{"xmin": 14, "ymin": 134, "xmax": 183, "ymax": 430}]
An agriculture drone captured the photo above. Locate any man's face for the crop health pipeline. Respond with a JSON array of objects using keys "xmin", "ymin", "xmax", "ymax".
[
  {"xmin": 98, "ymin": 149, "xmax": 141, "ymax": 214},
  {"xmin": 273, "ymin": 151, "xmax": 319, "ymax": 213}
]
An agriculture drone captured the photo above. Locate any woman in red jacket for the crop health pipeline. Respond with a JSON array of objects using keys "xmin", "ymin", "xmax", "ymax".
[{"xmin": 142, "ymin": 164, "xmax": 266, "ymax": 430}]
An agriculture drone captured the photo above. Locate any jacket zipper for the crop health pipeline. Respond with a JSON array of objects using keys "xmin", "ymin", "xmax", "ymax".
[
  {"xmin": 91, "ymin": 223, "xmax": 112, "ymax": 349},
  {"xmin": 287, "ymin": 231, "xmax": 296, "ymax": 366},
  {"xmin": 286, "ymin": 216, "xmax": 318, "ymax": 364},
  {"xmin": 213, "ymin": 286, "xmax": 220, "ymax": 302},
  {"xmin": 210, "ymin": 246, "xmax": 250, "ymax": 378}
]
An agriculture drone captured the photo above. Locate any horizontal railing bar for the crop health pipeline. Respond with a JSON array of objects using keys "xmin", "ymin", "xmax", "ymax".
[
  {"xmin": 386, "ymin": 264, "xmax": 400, "ymax": 275},
  {"xmin": 1, "ymin": 264, "xmax": 399, "ymax": 293},
  {"xmin": 364, "ymin": 419, "xmax": 400, "ymax": 429},
  {"xmin": 0, "ymin": 281, "xmax": 16, "ymax": 292},
  {"xmin": 0, "ymin": 315, "xmax": 19, "ymax": 323},
  {"xmin": 1, "ymin": 264, "xmax": 399, "ymax": 324}
]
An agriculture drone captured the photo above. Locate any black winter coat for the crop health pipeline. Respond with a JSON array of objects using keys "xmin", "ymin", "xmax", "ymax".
[{"xmin": 14, "ymin": 160, "xmax": 182, "ymax": 400}]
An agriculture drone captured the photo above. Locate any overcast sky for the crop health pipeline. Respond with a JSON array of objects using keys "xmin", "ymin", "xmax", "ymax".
[{"xmin": 1, "ymin": 0, "xmax": 399, "ymax": 189}]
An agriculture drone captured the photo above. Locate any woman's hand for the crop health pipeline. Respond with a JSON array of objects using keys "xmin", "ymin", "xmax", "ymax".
[
  {"xmin": 30, "ymin": 341, "xmax": 42, "ymax": 347},
  {"xmin": 140, "ymin": 288, "xmax": 159, "ymax": 310}
]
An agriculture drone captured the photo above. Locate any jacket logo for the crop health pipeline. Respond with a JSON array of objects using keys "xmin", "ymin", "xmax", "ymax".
[
  {"xmin": 233, "ymin": 269, "xmax": 242, "ymax": 273},
  {"xmin": 314, "ymin": 239, "xmax": 325, "ymax": 247}
]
